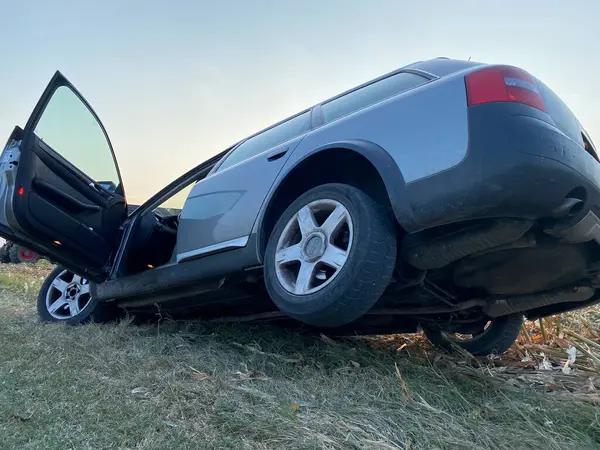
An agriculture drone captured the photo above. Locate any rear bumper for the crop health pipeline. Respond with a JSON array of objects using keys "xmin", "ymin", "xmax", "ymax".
[{"xmin": 403, "ymin": 103, "xmax": 600, "ymax": 231}]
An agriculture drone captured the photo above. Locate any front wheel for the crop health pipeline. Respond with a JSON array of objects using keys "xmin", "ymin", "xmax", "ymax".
[
  {"xmin": 264, "ymin": 183, "xmax": 397, "ymax": 327},
  {"xmin": 37, "ymin": 267, "xmax": 120, "ymax": 325},
  {"xmin": 423, "ymin": 313, "xmax": 523, "ymax": 356}
]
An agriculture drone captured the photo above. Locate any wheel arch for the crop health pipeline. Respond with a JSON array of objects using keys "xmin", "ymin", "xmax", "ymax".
[{"xmin": 256, "ymin": 139, "xmax": 416, "ymax": 259}]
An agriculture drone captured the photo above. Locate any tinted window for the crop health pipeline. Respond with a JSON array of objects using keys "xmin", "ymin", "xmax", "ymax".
[
  {"xmin": 34, "ymin": 86, "xmax": 119, "ymax": 191},
  {"xmin": 322, "ymin": 72, "xmax": 428, "ymax": 123},
  {"xmin": 218, "ymin": 112, "xmax": 311, "ymax": 171}
]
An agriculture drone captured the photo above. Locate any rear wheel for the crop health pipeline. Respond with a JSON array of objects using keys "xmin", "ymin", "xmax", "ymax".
[
  {"xmin": 423, "ymin": 313, "xmax": 523, "ymax": 356},
  {"xmin": 264, "ymin": 183, "xmax": 397, "ymax": 327},
  {"xmin": 9, "ymin": 244, "xmax": 40, "ymax": 264},
  {"xmin": 37, "ymin": 266, "xmax": 120, "ymax": 324}
]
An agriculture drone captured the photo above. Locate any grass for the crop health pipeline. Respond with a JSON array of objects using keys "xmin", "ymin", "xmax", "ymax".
[{"xmin": 0, "ymin": 264, "xmax": 599, "ymax": 449}]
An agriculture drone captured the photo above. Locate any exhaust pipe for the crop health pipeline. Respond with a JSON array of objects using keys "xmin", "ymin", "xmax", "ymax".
[
  {"xmin": 551, "ymin": 197, "xmax": 584, "ymax": 218},
  {"xmin": 549, "ymin": 210, "xmax": 600, "ymax": 245}
]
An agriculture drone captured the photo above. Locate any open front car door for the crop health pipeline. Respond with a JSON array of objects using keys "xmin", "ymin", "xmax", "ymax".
[{"xmin": 0, "ymin": 71, "xmax": 126, "ymax": 280}]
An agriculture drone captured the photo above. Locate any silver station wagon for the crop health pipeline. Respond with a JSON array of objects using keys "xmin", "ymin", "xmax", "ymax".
[{"xmin": 1, "ymin": 57, "xmax": 598, "ymax": 355}]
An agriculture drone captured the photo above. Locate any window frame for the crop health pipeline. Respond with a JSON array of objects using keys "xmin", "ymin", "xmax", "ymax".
[
  {"xmin": 31, "ymin": 84, "xmax": 124, "ymax": 197},
  {"xmin": 214, "ymin": 108, "xmax": 314, "ymax": 173},
  {"xmin": 212, "ymin": 67, "xmax": 437, "ymax": 173},
  {"xmin": 317, "ymin": 68, "xmax": 437, "ymax": 124}
]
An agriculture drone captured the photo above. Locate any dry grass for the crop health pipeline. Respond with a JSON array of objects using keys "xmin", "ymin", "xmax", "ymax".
[{"xmin": 0, "ymin": 263, "xmax": 599, "ymax": 449}]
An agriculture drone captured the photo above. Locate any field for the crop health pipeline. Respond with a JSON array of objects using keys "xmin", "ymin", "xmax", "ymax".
[{"xmin": 0, "ymin": 263, "xmax": 599, "ymax": 450}]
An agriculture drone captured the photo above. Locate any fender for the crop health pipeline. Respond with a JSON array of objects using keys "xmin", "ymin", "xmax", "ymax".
[{"xmin": 253, "ymin": 139, "xmax": 419, "ymax": 261}]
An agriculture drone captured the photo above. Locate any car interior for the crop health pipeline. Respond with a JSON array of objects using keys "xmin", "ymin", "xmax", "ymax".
[
  {"xmin": 107, "ymin": 147, "xmax": 231, "ymax": 280},
  {"xmin": 125, "ymin": 207, "xmax": 181, "ymax": 274},
  {"xmin": 121, "ymin": 182, "xmax": 196, "ymax": 276}
]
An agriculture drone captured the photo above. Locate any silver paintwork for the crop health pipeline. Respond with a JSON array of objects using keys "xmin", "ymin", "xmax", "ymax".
[
  {"xmin": 176, "ymin": 59, "xmax": 477, "ymax": 261},
  {"xmin": 175, "ymin": 137, "xmax": 304, "ymax": 258},
  {"xmin": 0, "ymin": 58, "xmax": 482, "ymax": 276},
  {"xmin": 294, "ymin": 73, "xmax": 470, "ymax": 183},
  {"xmin": 45, "ymin": 269, "xmax": 91, "ymax": 319},
  {"xmin": 177, "ymin": 235, "xmax": 249, "ymax": 263},
  {"xmin": 0, "ymin": 140, "xmax": 22, "ymax": 233},
  {"xmin": 275, "ymin": 199, "xmax": 353, "ymax": 295}
]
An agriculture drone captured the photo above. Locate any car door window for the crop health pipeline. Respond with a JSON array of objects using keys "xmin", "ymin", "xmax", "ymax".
[
  {"xmin": 217, "ymin": 111, "xmax": 311, "ymax": 172},
  {"xmin": 156, "ymin": 182, "xmax": 195, "ymax": 212},
  {"xmin": 34, "ymin": 86, "xmax": 120, "ymax": 191},
  {"xmin": 321, "ymin": 72, "xmax": 428, "ymax": 123}
]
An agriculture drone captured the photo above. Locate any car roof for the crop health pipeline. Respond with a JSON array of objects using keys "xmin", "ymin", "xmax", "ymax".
[{"xmin": 406, "ymin": 58, "xmax": 484, "ymax": 78}]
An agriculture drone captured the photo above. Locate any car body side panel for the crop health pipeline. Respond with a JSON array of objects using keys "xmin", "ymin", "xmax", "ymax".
[
  {"xmin": 250, "ymin": 139, "xmax": 419, "ymax": 259},
  {"xmin": 175, "ymin": 136, "xmax": 305, "ymax": 259},
  {"xmin": 247, "ymin": 71, "xmax": 470, "ymax": 250},
  {"xmin": 175, "ymin": 61, "xmax": 472, "ymax": 266},
  {"xmin": 0, "ymin": 133, "xmax": 22, "ymax": 235},
  {"xmin": 298, "ymin": 73, "xmax": 470, "ymax": 184}
]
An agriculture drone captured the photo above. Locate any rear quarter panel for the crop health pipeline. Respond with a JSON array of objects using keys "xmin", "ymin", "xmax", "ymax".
[
  {"xmin": 248, "ymin": 71, "xmax": 473, "ymax": 247},
  {"xmin": 289, "ymin": 73, "xmax": 470, "ymax": 185}
]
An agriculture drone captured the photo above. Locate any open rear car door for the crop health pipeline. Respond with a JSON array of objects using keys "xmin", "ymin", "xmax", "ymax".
[{"xmin": 0, "ymin": 71, "xmax": 126, "ymax": 280}]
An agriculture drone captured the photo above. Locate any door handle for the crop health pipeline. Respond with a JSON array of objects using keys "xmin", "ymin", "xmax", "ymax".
[
  {"xmin": 33, "ymin": 179, "xmax": 101, "ymax": 212},
  {"xmin": 267, "ymin": 148, "xmax": 288, "ymax": 162}
]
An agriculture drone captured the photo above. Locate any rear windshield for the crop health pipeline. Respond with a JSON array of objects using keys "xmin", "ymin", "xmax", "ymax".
[{"xmin": 321, "ymin": 72, "xmax": 428, "ymax": 123}]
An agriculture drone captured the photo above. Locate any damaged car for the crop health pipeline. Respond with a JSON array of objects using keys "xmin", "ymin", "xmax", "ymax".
[{"xmin": 1, "ymin": 58, "xmax": 599, "ymax": 355}]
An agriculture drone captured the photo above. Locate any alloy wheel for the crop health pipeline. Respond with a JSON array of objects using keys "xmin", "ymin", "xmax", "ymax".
[
  {"xmin": 275, "ymin": 199, "xmax": 354, "ymax": 295},
  {"xmin": 45, "ymin": 270, "xmax": 92, "ymax": 319}
]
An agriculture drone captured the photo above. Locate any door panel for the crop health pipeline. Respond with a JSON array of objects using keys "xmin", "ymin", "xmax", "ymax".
[
  {"xmin": 176, "ymin": 138, "xmax": 304, "ymax": 261},
  {"xmin": 0, "ymin": 72, "xmax": 125, "ymax": 279}
]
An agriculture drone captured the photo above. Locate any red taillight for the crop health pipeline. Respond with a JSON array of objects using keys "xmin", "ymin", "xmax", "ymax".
[
  {"xmin": 465, "ymin": 66, "xmax": 546, "ymax": 112},
  {"xmin": 17, "ymin": 186, "xmax": 24, "ymax": 196}
]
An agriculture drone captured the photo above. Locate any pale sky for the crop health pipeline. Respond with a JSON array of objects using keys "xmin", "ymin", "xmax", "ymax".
[{"xmin": 1, "ymin": 0, "xmax": 598, "ymax": 204}]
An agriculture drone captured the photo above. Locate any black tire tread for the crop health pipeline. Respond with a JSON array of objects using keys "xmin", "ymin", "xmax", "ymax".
[
  {"xmin": 423, "ymin": 313, "xmax": 523, "ymax": 356},
  {"xmin": 264, "ymin": 183, "xmax": 397, "ymax": 327}
]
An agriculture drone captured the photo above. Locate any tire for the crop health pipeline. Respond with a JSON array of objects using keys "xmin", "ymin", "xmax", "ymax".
[
  {"xmin": 0, "ymin": 243, "xmax": 11, "ymax": 263},
  {"xmin": 423, "ymin": 313, "xmax": 523, "ymax": 356},
  {"xmin": 264, "ymin": 183, "xmax": 397, "ymax": 327},
  {"xmin": 9, "ymin": 244, "xmax": 40, "ymax": 264},
  {"xmin": 37, "ymin": 266, "xmax": 120, "ymax": 325}
]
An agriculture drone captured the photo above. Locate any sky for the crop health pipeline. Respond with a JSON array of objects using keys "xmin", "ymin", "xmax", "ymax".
[{"xmin": 0, "ymin": 0, "xmax": 598, "ymax": 204}]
